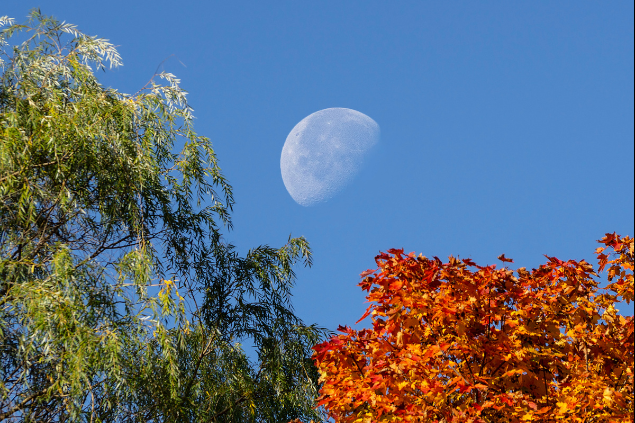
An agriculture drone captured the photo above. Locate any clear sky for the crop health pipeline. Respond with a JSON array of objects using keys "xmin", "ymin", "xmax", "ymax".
[{"xmin": 4, "ymin": 1, "xmax": 633, "ymax": 331}]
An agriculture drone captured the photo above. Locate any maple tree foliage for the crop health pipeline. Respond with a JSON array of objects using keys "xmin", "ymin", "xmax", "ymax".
[{"xmin": 307, "ymin": 234, "xmax": 634, "ymax": 422}]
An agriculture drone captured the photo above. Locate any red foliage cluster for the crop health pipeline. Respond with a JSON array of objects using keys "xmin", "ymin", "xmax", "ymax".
[{"xmin": 306, "ymin": 234, "xmax": 633, "ymax": 422}]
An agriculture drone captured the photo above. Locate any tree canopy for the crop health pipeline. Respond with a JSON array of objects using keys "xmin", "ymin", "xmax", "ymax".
[
  {"xmin": 0, "ymin": 11, "xmax": 328, "ymax": 422},
  {"xmin": 311, "ymin": 234, "xmax": 633, "ymax": 422}
]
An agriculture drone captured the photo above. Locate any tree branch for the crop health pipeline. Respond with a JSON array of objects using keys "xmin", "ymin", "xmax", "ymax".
[{"xmin": 0, "ymin": 390, "xmax": 48, "ymax": 421}]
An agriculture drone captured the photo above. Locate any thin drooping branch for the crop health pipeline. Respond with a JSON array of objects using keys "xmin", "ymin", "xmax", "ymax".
[{"xmin": 0, "ymin": 389, "xmax": 48, "ymax": 421}]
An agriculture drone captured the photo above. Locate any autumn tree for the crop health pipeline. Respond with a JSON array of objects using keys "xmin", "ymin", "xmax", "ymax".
[
  {"xmin": 0, "ymin": 11, "xmax": 328, "ymax": 422},
  {"xmin": 312, "ymin": 234, "xmax": 634, "ymax": 422}
]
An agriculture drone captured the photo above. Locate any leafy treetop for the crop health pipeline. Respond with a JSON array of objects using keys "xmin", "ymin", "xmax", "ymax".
[
  {"xmin": 309, "ymin": 234, "xmax": 633, "ymax": 422},
  {"xmin": 0, "ymin": 10, "xmax": 328, "ymax": 422}
]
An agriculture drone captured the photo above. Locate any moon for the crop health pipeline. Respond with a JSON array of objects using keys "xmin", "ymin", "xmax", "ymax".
[{"xmin": 280, "ymin": 108, "xmax": 380, "ymax": 207}]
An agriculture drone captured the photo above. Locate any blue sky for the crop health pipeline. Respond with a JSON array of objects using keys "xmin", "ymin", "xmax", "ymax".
[{"xmin": 4, "ymin": 1, "xmax": 633, "ymax": 330}]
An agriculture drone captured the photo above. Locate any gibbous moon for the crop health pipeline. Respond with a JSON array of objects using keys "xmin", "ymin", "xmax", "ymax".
[{"xmin": 280, "ymin": 108, "xmax": 380, "ymax": 207}]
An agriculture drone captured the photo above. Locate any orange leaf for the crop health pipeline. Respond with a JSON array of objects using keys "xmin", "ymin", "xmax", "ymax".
[{"xmin": 497, "ymin": 254, "xmax": 514, "ymax": 263}]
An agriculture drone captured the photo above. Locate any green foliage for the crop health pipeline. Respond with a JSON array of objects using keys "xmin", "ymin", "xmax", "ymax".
[{"xmin": 0, "ymin": 10, "xmax": 328, "ymax": 422}]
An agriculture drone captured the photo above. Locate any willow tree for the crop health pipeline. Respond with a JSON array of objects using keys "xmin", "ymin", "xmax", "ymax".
[{"xmin": 0, "ymin": 11, "xmax": 328, "ymax": 422}]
